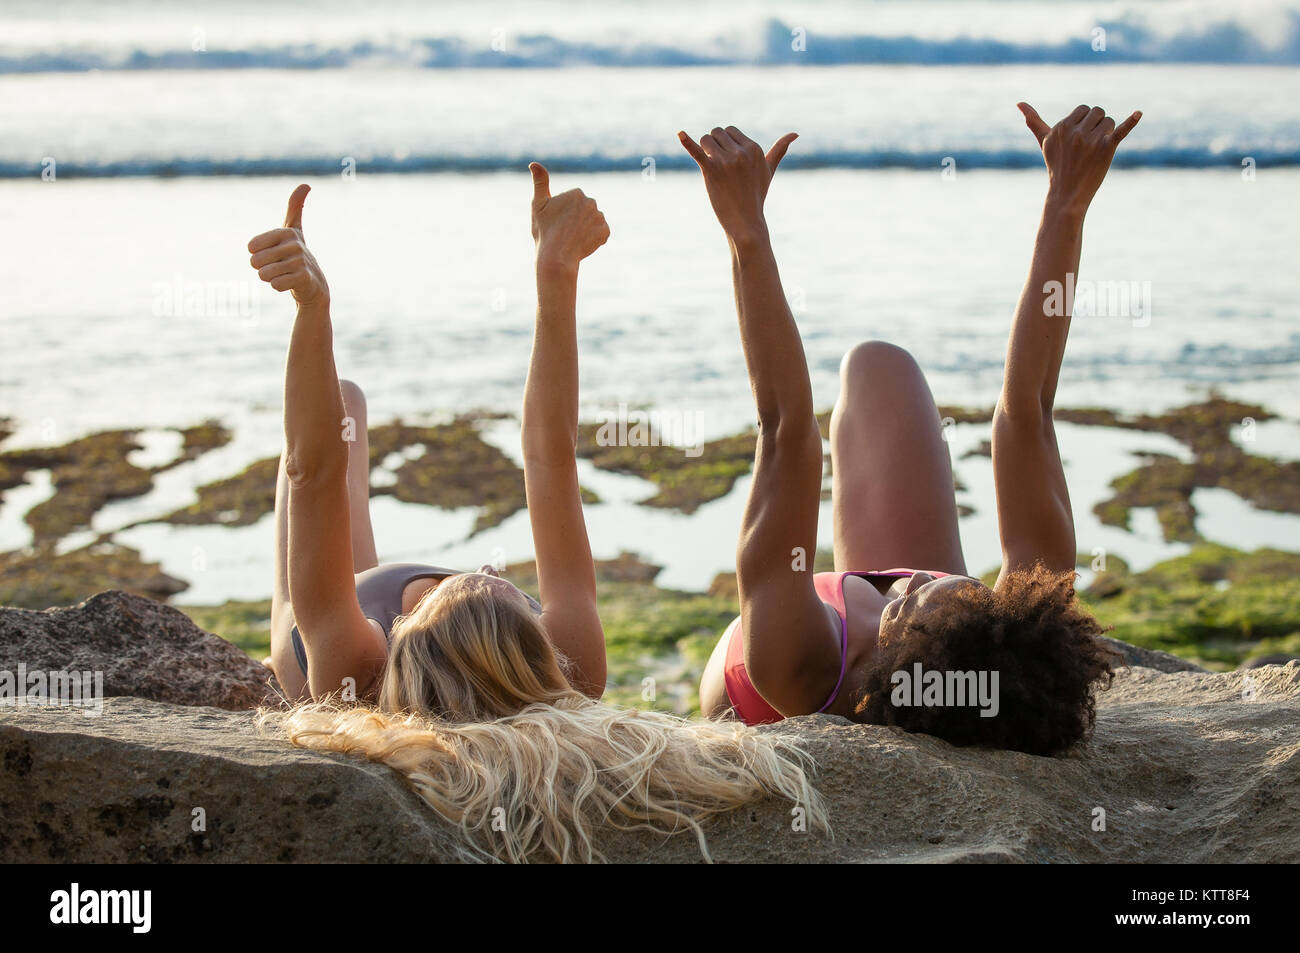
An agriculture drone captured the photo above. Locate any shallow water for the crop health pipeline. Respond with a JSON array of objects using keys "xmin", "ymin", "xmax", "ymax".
[
  {"xmin": 2, "ymin": 0, "xmax": 1297, "ymax": 602},
  {"xmin": 4, "ymin": 166, "xmax": 1297, "ymax": 451},
  {"xmin": 65, "ymin": 418, "xmax": 1218, "ymax": 604}
]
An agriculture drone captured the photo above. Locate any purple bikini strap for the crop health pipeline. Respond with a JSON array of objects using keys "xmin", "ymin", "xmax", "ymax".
[
  {"xmin": 814, "ymin": 575, "xmax": 854, "ymax": 713},
  {"xmin": 814, "ymin": 612, "xmax": 848, "ymax": 713},
  {"xmin": 814, "ymin": 570, "xmax": 916, "ymax": 713}
]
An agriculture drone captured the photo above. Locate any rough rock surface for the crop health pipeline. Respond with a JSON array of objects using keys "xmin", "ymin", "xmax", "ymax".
[
  {"xmin": 1, "ymin": 590, "xmax": 1295, "ymax": 862},
  {"xmin": 0, "ymin": 590, "xmax": 280, "ymax": 710},
  {"xmin": 1, "ymin": 667, "xmax": 1296, "ymax": 862},
  {"xmin": 1099, "ymin": 635, "xmax": 1207, "ymax": 673}
]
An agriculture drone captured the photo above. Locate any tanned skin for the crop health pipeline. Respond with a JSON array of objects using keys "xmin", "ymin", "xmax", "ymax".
[
  {"xmin": 251, "ymin": 173, "xmax": 611, "ymax": 701},
  {"xmin": 691, "ymin": 104, "xmax": 1141, "ymax": 720}
]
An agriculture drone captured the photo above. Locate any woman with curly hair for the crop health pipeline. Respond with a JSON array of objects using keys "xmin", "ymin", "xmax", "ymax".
[
  {"xmin": 687, "ymin": 103, "xmax": 1140, "ymax": 755},
  {"xmin": 246, "ymin": 169, "xmax": 825, "ymax": 862}
]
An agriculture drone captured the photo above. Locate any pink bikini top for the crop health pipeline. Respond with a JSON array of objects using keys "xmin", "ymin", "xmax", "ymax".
[{"xmin": 723, "ymin": 568, "xmax": 952, "ymax": 726}]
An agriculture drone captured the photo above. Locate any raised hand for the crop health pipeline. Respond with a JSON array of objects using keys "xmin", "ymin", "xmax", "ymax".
[
  {"xmin": 530, "ymin": 163, "xmax": 610, "ymax": 272},
  {"xmin": 1018, "ymin": 103, "xmax": 1141, "ymax": 217},
  {"xmin": 678, "ymin": 126, "xmax": 797, "ymax": 243},
  {"xmin": 247, "ymin": 184, "xmax": 330, "ymax": 306}
]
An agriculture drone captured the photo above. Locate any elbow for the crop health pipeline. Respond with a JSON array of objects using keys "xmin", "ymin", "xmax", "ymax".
[
  {"xmin": 283, "ymin": 450, "xmax": 346, "ymax": 489},
  {"xmin": 520, "ymin": 413, "xmax": 578, "ymax": 465},
  {"xmin": 582, "ymin": 671, "xmax": 607, "ymax": 701},
  {"xmin": 992, "ymin": 400, "xmax": 1053, "ymax": 448},
  {"xmin": 753, "ymin": 401, "xmax": 785, "ymax": 437},
  {"xmin": 573, "ymin": 660, "xmax": 607, "ymax": 700},
  {"xmin": 521, "ymin": 433, "xmax": 577, "ymax": 468},
  {"xmin": 755, "ymin": 413, "xmax": 824, "ymax": 464},
  {"xmin": 994, "ymin": 395, "xmax": 1049, "ymax": 433}
]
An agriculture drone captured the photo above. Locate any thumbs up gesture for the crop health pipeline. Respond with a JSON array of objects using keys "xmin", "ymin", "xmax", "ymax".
[
  {"xmin": 529, "ymin": 163, "xmax": 610, "ymax": 273},
  {"xmin": 247, "ymin": 184, "xmax": 330, "ymax": 306}
]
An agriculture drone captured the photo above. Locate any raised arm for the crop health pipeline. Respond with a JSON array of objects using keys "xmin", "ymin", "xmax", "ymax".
[
  {"xmin": 249, "ymin": 185, "xmax": 385, "ymax": 697},
  {"xmin": 993, "ymin": 103, "xmax": 1141, "ymax": 581},
  {"xmin": 679, "ymin": 126, "xmax": 841, "ymax": 716},
  {"xmin": 522, "ymin": 163, "xmax": 610, "ymax": 698}
]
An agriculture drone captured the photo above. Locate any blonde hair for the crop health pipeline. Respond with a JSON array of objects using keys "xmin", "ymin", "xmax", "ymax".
[{"xmin": 259, "ymin": 574, "xmax": 828, "ymax": 862}]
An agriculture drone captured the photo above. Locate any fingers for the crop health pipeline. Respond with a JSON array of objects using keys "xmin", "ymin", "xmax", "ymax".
[
  {"xmin": 584, "ymin": 199, "xmax": 610, "ymax": 250},
  {"xmin": 250, "ymin": 241, "xmax": 300, "ymax": 268},
  {"xmin": 531, "ymin": 181, "xmax": 609, "ymax": 260},
  {"xmin": 529, "ymin": 161, "xmax": 550, "ymax": 207},
  {"xmin": 765, "ymin": 132, "xmax": 798, "ymax": 173},
  {"xmin": 247, "ymin": 227, "xmax": 296, "ymax": 254},
  {"xmin": 723, "ymin": 126, "xmax": 755, "ymax": 150},
  {"xmin": 283, "ymin": 183, "xmax": 309, "ymax": 231},
  {"xmin": 677, "ymin": 130, "xmax": 709, "ymax": 166},
  {"xmin": 1110, "ymin": 110, "xmax": 1142, "ymax": 144},
  {"xmin": 1016, "ymin": 102, "xmax": 1050, "ymax": 146},
  {"xmin": 246, "ymin": 185, "xmax": 320, "ymax": 299},
  {"xmin": 1032, "ymin": 102, "xmax": 1139, "ymax": 146},
  {"xmin": 685, "ymin": 125, "xmax": 797, "ymax": 172},
  {"xmin": 257, "ymin": 259, "xmax": 298, "ymax": 282},
  {"xmin": 727, "ymin": 126, "xmax": 771, "ymax": 165},
  {"xmin": 708, "ymin": 127, "xmax": 735, "ymax": 155}
]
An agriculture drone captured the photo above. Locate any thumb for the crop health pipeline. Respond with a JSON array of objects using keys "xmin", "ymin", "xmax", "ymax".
[
  {"xmin": 529, "ymin": 162, "xmax": 550, "ymax": 207},
  {"xmin": 766, "ymin": 133, "xmax": 798, "ymax": 174},
  {"xmin": 1017, "ymin": 102, "xmax": 1050, "ymax": 146},
  {"xmin": 284, "ymin": 183, "xmax": 310, "ymax": 230}
]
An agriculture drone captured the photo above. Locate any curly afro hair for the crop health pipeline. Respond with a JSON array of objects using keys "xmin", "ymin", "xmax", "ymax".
[{"xmin": 852, "ymin": 563, "xmax": 1121, "ymax": 756}]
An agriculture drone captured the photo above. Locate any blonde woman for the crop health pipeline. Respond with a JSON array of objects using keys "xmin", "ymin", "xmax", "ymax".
[{"xmin": 246, "ymin": 169, "xmax": 825, "ymax": 862}]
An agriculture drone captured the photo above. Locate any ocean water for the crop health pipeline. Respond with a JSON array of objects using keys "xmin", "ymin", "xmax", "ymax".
[{"xmin": 1, "ymin": 0, "xmax": 1297, "ymax": 600}]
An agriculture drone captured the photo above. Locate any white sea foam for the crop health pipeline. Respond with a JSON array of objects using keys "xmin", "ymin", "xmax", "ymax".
[{"xmin": 2, "ymin": 0, "xmax": 1297, "ymax": 601}]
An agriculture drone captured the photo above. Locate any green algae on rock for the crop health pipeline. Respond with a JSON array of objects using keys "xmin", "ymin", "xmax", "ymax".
[
  {"xmin": 0, "ymin": 541, "xmax": 187, "ymax": 610},
  {"xmin": 1078, "ymin": 543, "xmax": 1300, "ymax": 670},
  {"xmin": 167, "ymin": 420, "xmax": 233, "ymax": 470},
  {"xmin": 0, "ymin": 430, "xmax": 155, "ymax": 544},
  {"xmin": 161, "ymin": 455, "xmax": 280, "ymax": 528},
  {"xmin": 181, "ymin": 598, "xmax": 275, "ymax": 661},
  {"xmin": 0, "ymin": 422, "xmax": 234, "ymax": 543},
  {"xmin": 367, "ymin": 418, "xmax": 528, "ymax": 533},
  {"xmin": 1088, "ymin": 397, "xmax": 1300, "ymax": 542},
  {"xmin": 154, "ymin": 415, "xmax": 587, "ymax": 536},
  {"xmin": 575, "ymin": 423, "xmax": 757, "ymax": 514}
]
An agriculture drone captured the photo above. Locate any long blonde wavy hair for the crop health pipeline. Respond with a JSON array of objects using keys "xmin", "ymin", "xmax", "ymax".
[{"xmin": 258, "ymin": 573, "xmax": 828, "ymax": 863}]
